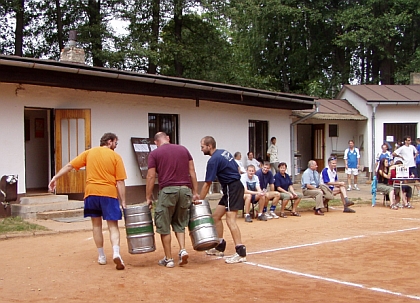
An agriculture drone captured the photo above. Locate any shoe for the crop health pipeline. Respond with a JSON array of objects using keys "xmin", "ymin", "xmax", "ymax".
[
  {"xmin": 265, "ymin": 212, "xmax": 273, "ymax": 220},
  {"xmin": 343, "ymin": 207, "xmax": 356, "ymax": 213},
  {"xmin": 279, "ymin": 212, "xmax": 287, "ymax": 218},
  {"xmin": 245, "ymin": 215, "xmax": 253, "ymax": 223},
  {"xmin": 390, "ymin": 204, "xmax": 399, "ymax": 210},
  {"xmin": 269, "ymin": 211, "xmax": 279, "ymax": 219},
  {"xmin": 158, "ymin": 257, "xmax": 175, "ymax": 268},
  {"xmin": 347, "ymin": 186, "xmax": 352, "ymax": 191},
  {"xmin": 290, "ymin": 211, "xmax": 301, "ymax": 217},
  {"xmin": 314, "ymin": 209, "xmax": 324, "ymax": 216},
  {"xmin": 353, "ymin": 185, "xmax": 360, "ymax": 191},
  {"xmin": 257, "ymin": 214, "xmax": 267, "ymax": 221},
  {"xmin": 206, "ymin": 248, "xmax": 224, "ymax": 257},
  {"xmin": 225, "ymin": 253, "xmax": 246, "ymax": 264},
  {"xmin": 178, "ymin": 249, "xmax": 189, "ymax": 266},
  {"xmin": 98, "ymin": 255, "xmax": 107, "ymax": 265},
  {"xmin": 113, "ymin": 255, "xmax": 125, "ymax": 270},
  {"xmin": 404, "ymin": 203, "xmax": 415, "ymax": 209},
  {"xmin": 344, "ymin": 200, "xmax": 354, "ymax": 207}
]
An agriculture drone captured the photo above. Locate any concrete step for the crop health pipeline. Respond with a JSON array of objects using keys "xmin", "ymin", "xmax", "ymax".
[
  {"xmin": 20, "ymin": 194, "xmax": 68, "ymax": 205},
  {"xmin": 37, "ymin": 209, "xmax": 84, "ymax": 220},
  {"xmin": 11, "ymin": 200, "xmax": 84, "ymax": 219}
]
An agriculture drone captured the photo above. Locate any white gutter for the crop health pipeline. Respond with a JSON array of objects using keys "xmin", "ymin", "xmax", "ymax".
[
  {"xmin": 290, "ymin": 102, "xmax": 320, "ymax": 182},
  {"xmin": 370, "ymin": 103, "xmax": 378, "ymax": 180}
]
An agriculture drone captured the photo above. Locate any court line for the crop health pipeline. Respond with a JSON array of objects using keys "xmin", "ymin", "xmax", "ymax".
[
  {"xmin": 245, "ymin": 262, "xmax": 420, "ymax": 301},
  {"xmin": 247, "ymin": 227, "xmax": 420, "ymax": 255}
]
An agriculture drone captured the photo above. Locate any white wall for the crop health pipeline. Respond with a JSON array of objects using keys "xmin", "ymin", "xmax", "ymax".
[{"xmin": 0, "ymin": 82, "xmax": 293, "ymax": 193}]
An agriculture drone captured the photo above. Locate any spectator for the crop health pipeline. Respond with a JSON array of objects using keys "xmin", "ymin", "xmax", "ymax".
[
  {"xmin": 389, "ymin": 160, "xmax": 414, "ymax": 208},
  {"xmin": 320, "ymin": 156, "xmax": 355, "ymax": 213},
  {"xmin": 241, "ymin": 165, "xmax": 267, "ymax": 222},
  {"xmin": 392, "ymin": 136, "xmax": 418, "ymax": 178},
  {"xmin": 301, "ymin": 160, "xmax": 325, "ymax": 215},
  {"xmin": 267, "ymin": 137, "xmax": 280, "ymax": 174},
  {"xmin": 255, "ymin": 161, "xmax": 281, "ymax": 219},
  {"xmin": 376, "ymin": 158, "xmax": 398, "ymax": 210},
  {"xmin": 344, "ymin": 140, "xmax": 361, "ymax": 191},
  {"xmin": 234, "ymin": 152, "xmax": 247, "ymax": 174},
  {"xmin": 376, "ymin": 143, "xmax": 393, "ymax": 170},
  {"xmin": 274, "ymin": 162, "xmax": 302, "ymax": 217},
  {"xmin": 246, "ymin": 151, "xmax": 261, "ymax": 171}
]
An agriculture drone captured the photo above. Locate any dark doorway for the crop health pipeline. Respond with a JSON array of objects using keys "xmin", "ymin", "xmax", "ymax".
[{"xmin": 249, "ymin": 120, "xmax": 268, "ymax": 161}]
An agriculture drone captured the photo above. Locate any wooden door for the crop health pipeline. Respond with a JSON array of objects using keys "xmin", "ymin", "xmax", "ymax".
[
  {"xmin": 54, "ymin": 109, "xmax": 91, "ymax": 194},
  {"xmin": 313, "ymin": 124, "xmax": 325, "ymax": 173}
]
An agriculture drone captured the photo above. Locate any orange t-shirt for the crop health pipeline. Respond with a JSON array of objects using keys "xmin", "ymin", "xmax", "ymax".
[{"xmin": 70, "ymin": 146, "xmax": 127, "ymax": 199}]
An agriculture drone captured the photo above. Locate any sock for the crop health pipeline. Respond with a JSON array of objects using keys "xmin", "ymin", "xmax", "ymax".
[
  {"xmin": 258, "ymin": 212, "xmax": 262, "ymax": 216},
  {"xmin": 98, "ymin": 247, "xmax": 105, "ymax": 257},
  {"xmin": 245, "ymin": 213, "xmax": 250, "ymax": 217},
  {"xmin": 270, "ymin": 205, "xmax": 276, "ymax": 212},
  {"xmin": 235, "ymin": 245, "xmax": 246, "ymax": 257},
  {"xmin": 354, "ymin": 184, "xmax": 358, "ymax": 187},
  {"xmin": 263, "ymin": 207, "xmax": 267, "ymax": 213},
  {"xmin": 113, "ymin": 245, "xmax": 120, "ymax": 256}
]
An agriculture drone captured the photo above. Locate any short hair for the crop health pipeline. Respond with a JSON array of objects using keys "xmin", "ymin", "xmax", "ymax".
[
  {"xmin": 328, "ymin": 156, "xmax": 337, "ymax": 163},
  {"xmin": 348, "ymin": 139, "xmax": 354, "ymax": 144},
  {"xmin": 403, "ymin": 135, "xmax": 411, "ymax": 141},
  {"xmin": 247, "ymin": 151, "xmax": 253, "ymax": 156},
  {"xmin": 234, "ymin": 151, "xmax": 241, "ymax": 158},
  {"xmin": 278, "ymin": 162, "xmax": 287, "ymax": 168},
  {"xmin": 308, "ymin": 160, "xmax": 316, "ymax": 168},
  {"xmin": 263, "ymin": 161, "xmax": 270, "ymax": 166},
  {"xmin": 100, "ymin": 132, "xmax": 118, "ymax": 146},
  {"xmin": 154, "ymin": 132, "xmax": 167, "ymax": 141},
  {"xmin": 246, "ymin": 164, "xmax": 256, "ymax": 170},
  {"xmin": 201, "ymin": 136, "xmax": 216, "ymax": 148},
  {"xmin": 394, "ymin": 160, "xmax": 403, "ymax": 165},
  {"xmin": 270, "ymin": 137, "xmax": 276, "ymax": 143}
]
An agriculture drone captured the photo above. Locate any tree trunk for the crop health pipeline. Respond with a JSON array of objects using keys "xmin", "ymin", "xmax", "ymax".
[
  {"xmin": 14, "ymin": 0, "xmax": 24, "ymax": 56},
  {"xmin": 55, "ymin": 0, "xmax": 64, "ymax": 52},
  {"xmin": 88, "ymin": 0, "xmax": 104, "ymax": 67},
  {"xmin": 147, "ymin": 0, "xmax": 160, "ymax": 74},
  {"xmin": 173, "ymin": 0, "xmax": 183, "ymax": 77}
]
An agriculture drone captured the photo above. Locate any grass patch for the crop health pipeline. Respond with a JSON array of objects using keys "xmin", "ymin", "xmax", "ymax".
[{"xmin": 0, "ymin": 217, "xmax": 49, "ymax": 234}]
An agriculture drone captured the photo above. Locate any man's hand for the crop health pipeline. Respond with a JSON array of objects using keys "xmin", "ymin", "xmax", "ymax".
[
  {"xmin": 192, "ymin": 194, "xmax": 202, "ymax": 205},
  {"xmin": 146, "ymin": 198, "xmax": 154, "ymax": 210}
]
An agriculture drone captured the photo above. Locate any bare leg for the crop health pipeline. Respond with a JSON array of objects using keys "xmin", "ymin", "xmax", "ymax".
[
  {"xmin": 354, "ymin": 175, "xmax": 358, "ymax": 185},
  {"xmin": 107, "ymin": 220, "xmax": 120, "ymax": 247},
  {"xmin": 347, "ymin": 174, "xmax": 351, "ymax": 187},
  {"xmin": 91, "ymin": 217, "xmax": 103, "ymax": 248},
  {"xmin": 244, "ymin": 194, "xmax": 251, "ymax": 214},
  {"xmin": 175, "ymin": 232, "xmax": 185, "ymax": 251},
  {"xmin": 160, "ymin": 234, "xmax": 172, "ymax": 259},
  {"xmin": 292, "ymin": 198, "xmax": 301, "ymax": 212},
  {"xmin": 212, "ymin": 205, "xmax": 226, "ymax": 239},
  {"xmin": 225, "ymin": 210, "xmax": 242, "ymax": 246}
]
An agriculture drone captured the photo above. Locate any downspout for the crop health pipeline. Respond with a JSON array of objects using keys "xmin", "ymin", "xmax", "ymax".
[
  {"xmin": 371, "ymin": 103, "xmax": 378, "ymax": 180},
  {"xmin": 291, "ymin": 102, "xmax": 320, "ymax": 182}
]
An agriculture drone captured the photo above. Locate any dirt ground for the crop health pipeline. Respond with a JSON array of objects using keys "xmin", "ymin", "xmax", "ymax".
[{"xmin": 1, "ymin": 201, "xmax": 420, "ymax": 302}]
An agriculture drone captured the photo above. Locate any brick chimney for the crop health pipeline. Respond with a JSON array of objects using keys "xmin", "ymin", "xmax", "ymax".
[
  {"xmin": 410, "ymin": 73, "xmax": 420, "ymax": 85},
  {"xmin": 60, "ymin": 30, "xmax": 85, "ymax": 64}
]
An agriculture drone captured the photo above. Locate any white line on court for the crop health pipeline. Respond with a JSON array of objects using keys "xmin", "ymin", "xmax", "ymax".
[
  {"xmin": 245, "ymin": 262, "xmax": 420, "ymax": 301},
  {"xmin": 401, "ymin": 218, "xmax": 420, "ymax": 221},
  {"xmin": 247, "ymin": 227, "xmax": 420, "ymax": 255}
]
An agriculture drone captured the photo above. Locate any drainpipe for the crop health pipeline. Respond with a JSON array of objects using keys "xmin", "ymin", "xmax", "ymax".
[
  {"xmin": 370, "ymin": 103, "xmax": 378, "ymax": 180},
  {"xmin": 291, "ymin": 102, "xmax": 320, "ymax": 182}
]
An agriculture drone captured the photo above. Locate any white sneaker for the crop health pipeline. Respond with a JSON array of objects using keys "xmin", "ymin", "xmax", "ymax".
[
  {"xmin": 353, "ymin": 185, "xmax": 360, "ymax": 191},
  {"xmin": 205, "ymin": 248, "xmax": 224, "ymax": 257},
  {"xmin": 113, "ymin": 255, "xmax": 125, "ymax": 270},
  {"xmin": 158, "ymin": 257, "xmax": 175, "ymax": 268},
  {"xmin": 98, "ymin": 255, "xmax": 107, "ymax": 265},
  {"xmin": 225, "ymin": 253, "xmax": 246, "ymax": 264},
  {"xmin": 264, "ymin": 212, "xmax": 273, "ymax": 220},
  {"xmin": 178, "ymin": 249, "xmax": 189, "ymax": 266},
  {"xmin": 347, "ymin": 186, "xmax": 352, "ymax": 191},
  {"xmin": 269, "ymin": 211, "xmax": 279, "ymax": 219}
]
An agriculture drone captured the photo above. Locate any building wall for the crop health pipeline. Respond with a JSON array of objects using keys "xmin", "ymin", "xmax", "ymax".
[{"xmin": 0, "ymin": 82, "xmax": 293, "ymax": 194}]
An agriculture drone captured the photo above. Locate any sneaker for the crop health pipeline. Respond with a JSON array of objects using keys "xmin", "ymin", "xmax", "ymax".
[
  {"xmin": 257, "ymin": 214, "xmax": 267, "ymax": 221},
  {"xmin": 113, "ymin": 255, "xmax": 125, "ymax": 270},
  {"xmin": 344, "ymin": 200, "xmax": 354, "ymax": 207},
  {"xmin": 158, "ymin": 257, "xmax": 175, "ymax": 268},
  {"xmin": 269, "ymin": 211, "xmax": 279, "ymax": 219},
  {"xmin": 205, "ymin": 248, "xmax": 224, "ymax": 257},
  {"xmin": 225, "ymin": 253, "xmax": 246, "ymax": 264},
  {"xmin": 245, "ymin": 215, "xmax": 253, "ymax": 223},
  {"xmin": 98, "ymin": 255, "xmax": 107, "ymax": 265},
  {"xmin": 343, "ymin": 208, "xmax": 356, "ymax": 213},
  {"xmin": 347, "ymin": 186, "xmax": 352, "ymax": 191},
  {"xmin": 353, "ymin": 185, "xmax": 360, "ymax": 191},
  {"xmin": 265, "ymin": 212, "xmax": 273, "ymax": 220},
  {"xmin": 178, "ymin": 249, "xmax": 189, "ymax": 266}
]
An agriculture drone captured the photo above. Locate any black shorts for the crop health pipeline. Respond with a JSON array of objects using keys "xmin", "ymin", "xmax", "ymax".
[
  {"xmin": 218, "ymin": 179, "xmax": 244, "ymax": 211},
  {"xmin": 409, "ymin": 166, "xmax": 418, "ymax": 178}
]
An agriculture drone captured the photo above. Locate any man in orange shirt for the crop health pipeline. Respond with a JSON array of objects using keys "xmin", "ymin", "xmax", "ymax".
[{"xmin": 49, "ymin": 133, "xmax": 127, "ymax": 270}]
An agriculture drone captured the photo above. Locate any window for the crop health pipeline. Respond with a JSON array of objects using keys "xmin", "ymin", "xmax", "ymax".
[
  {"xmin": 249, "ymin": 120, "xmax": 268, "ymax": 161},
  {"xmin": 148, "ymin": 113, "xmax": 179, "ymax": 144},
  {"xmin": 384, "ymin": 123, "xmax": 417, "ymax": 148}
]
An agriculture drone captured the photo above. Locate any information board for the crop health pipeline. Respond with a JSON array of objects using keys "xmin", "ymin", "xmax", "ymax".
[{"xmin": 131, "ymin": 137, "xmax": 157, "ymax": 179}]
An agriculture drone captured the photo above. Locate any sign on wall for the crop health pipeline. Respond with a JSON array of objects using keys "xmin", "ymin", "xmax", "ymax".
[{"xmin": 131, "ymin": 137, "xmax": 157, "ymax": 179}]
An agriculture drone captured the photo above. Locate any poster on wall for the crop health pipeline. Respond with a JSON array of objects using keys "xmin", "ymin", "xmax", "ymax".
[
  {"xmin": 131, "ymin": 137, "xmax": 156, "ymax": 179},
  {"xmin": 35, "ymin": 118, "xmax": 44, "ymax": 138}
]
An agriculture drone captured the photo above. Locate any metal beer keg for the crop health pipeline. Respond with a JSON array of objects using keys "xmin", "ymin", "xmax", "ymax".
[{"xmin": 188, "ymin": 200, "xmax": 219, "ymax": 251}]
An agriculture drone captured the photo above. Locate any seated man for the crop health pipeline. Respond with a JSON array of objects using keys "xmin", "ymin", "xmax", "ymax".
[
  {"xmin": 389, "ymin": 160, "xmax": 414, "ymax": 208},
  {"xmin": 256, "ymin": 161, "xmax": 281, "ymax": 219},
  {"xmin": 234, "ymin": 152, "xmax": 246, "ymax": 174},
  {"xmin": 241, "ymin": 165, "xmax": 268, "ymax": 222},
  {"xmin": 246, "ymin": 151, "xmax": 261, "ymax": 171},
  {"xmin": 320, "ymin": 156, "xmax": 355, "ymax": 213},
  {"xmin": 301, "ymin": 160, "xmax": 325, "ymax": 215},
  {"xmin": 274, "ymin": 162, "xmax": 302, "ymax": 217}
]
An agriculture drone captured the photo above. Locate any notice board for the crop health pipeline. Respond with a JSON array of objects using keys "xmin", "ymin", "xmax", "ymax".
[{"xmin": 131, "ymin": 137, "xmax": 157, "ymax": 179}]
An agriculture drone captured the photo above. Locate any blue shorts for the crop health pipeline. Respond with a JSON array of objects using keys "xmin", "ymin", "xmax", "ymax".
[{"xmin": 84, "ymin": 195, "xmax": 122, "ymax": 221}]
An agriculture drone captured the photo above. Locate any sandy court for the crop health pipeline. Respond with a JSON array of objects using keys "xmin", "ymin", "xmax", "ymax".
[{"xmin": 1, "ymin": 203, "xmax": 420, "ymax": 302}]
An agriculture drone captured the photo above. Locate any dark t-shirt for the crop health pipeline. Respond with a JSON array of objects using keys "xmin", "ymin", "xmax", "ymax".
[
  {"xmin": 148, "ymin": 143, "xmax": 193, "ymax": 190},
  {"xmin": 255, "ymin": 169, "xmax": 274, "ymax": 190},
  {"xmin": 274, "ymin": 172, "xmax": 292, "ymax": 191},
  {"xmin": 205, "ymin": 149, "xmax": 240, "ymax": 186}
]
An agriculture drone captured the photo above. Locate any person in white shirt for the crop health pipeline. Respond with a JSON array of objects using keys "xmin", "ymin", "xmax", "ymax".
[
  {"xmin": 267, "ymin": 137, "xmax": 279, "ymax": 174},
  {"xmin": 241, "ymin": 165, "xmax": 268, "ymax": 222},
  {"xmin": 246, "ymin": 151, "xmax": 261, "ymax": 171},
  {"xmin": 392, "ymin": 136, "xmax": 418, "ymax": 177},
  {"xmin": 234, "ymin": 152, "xmax": 246, "ymax": 174}
]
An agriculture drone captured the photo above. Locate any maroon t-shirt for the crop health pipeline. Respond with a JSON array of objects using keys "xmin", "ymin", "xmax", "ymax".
[{"xmin": 148, "ymin": 143, "xmax": 193, "ymax": 189}]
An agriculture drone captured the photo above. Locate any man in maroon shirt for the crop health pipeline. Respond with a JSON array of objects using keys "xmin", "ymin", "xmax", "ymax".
[{"xmin": 146, "ymin": 132, "xmax": 200, "ymax": 268}]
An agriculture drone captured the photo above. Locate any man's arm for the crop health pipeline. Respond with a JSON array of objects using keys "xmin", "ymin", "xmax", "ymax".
[
  {"xmin": 116, "ymin": 180, "xmax": 126, "ymax": 208},
  {"xmin": 200, "ymin": 181, "xmax": 212, "ymax": 200},
  {"xmin": 188, "ymin": 160, "xmax": 200, "ymax": 202},
  {"xmin": 146, "ymin": 168, "xmax": 156, "ymax": 209},
  {"xmin": 48, "ymin": 163, "xmax": 74, "ymax": 192}
]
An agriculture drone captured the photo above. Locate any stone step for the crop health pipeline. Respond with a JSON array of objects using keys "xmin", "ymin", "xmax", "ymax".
[
  {"xmin": 37, "ymin": 209, "xmax": 84, "ymax": 220},
  {"xmin": 11, "ymin": 200, "xmax": 84, "ymax": 219},
  {"xmin": 20, "ymin": 194, "xmax": 68, "ymax": 205}
]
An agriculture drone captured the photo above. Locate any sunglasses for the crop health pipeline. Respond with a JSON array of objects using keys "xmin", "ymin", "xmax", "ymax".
[{"xmin": 328, "ymin": 157, "xmax": 337, "ymax": 161}]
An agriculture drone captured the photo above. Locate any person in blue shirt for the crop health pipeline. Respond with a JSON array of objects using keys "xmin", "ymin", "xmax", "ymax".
[
  {"xmin": 301, "ymin": 160, "xmax": 325, "ymax": 215},
  {"xmin": 199, "ymin": 136, "xmax": 246, "ymax": 264},
  {"xmin": 376, "ymin": 143, "xmax": 393, "ymax": 171},
  {"xmin": 344, "ymin": 140, "xmax": 361, "ymax": 191},
  {"xmin": 320, "ymin": 156, "xmax": 355, "ymax": 213},
  {"xmin": 255, "ymin": 162, "xmax": 281, "ymax": 219},
  {"xmin": 274, "ymin": 162, "xmax": 302, "ymax": 217}
]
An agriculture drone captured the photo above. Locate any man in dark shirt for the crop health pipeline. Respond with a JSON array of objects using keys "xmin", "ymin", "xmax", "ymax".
[
  {"xmin": 199, "ymin": 136, "xmax": 247, "ymax": 264},
  {"xmin": 255, "ymin": 161, "xmax": 281, "ymax": 218},
  {"xmin": 146, "ymin": 132, "xmax": 200, "ymax": 268}
]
